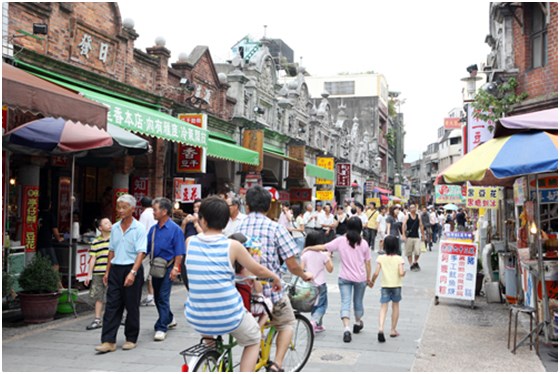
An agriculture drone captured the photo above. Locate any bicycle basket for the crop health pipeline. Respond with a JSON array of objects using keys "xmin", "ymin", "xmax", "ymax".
[{"xmin": 287, "ymin": 278, "xmax": 319, "ymax": 313}]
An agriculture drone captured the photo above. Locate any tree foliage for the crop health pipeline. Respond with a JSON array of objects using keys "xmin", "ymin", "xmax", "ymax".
[{"xmin": 471, "ymin": 77, "xmax": 528, "ymax": 124}]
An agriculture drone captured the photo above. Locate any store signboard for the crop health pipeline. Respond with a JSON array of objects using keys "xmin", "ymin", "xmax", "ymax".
[
  {"xmin": 279, "ymin": 191, "xmax": 290, "ymax": 202},
  {"xmin": 58, "ymin": 177, "xmax": 72, "ymax": 233},
  {"xmin": 177, "ymin": 114, "xmax": 207, "ymax": 173},
  {"xmin": 75, "ymin": 246, "xmax": 90, "ymax": 282},
  {"xmin": 467, "ymin": 105, "xmax": 494, "ymax": 153},
  {"xmin": 131, "ymin": 177, "xmax": 149, "ymax": 218},
  {"xmin": 290, "ymin": 188, "xmax": 312, "ymax": 202},
  {"xmin": 365, "ymin": 180, "xmax": 375, "ymax": 192},
  {"xmin": 513, "ymin": 177, "xmax": 527, "ymax": 206},
  {"xmin": 336, "ymin": 163, "xmax": 351, "ymax": 187},
  {"xmin": 444, "ymin": 117, "xmax": 461, "ymax": 129},
  {"xmin": 316, "ymin": 190, "xmax": 334, "ymax": 201},
  {"xmin": 21, "ymin": 186, "xmax": 39, "ymax": 253},
  {"xmin": 466, "ymin": 186, "xmax": 502, "ymax": 209},
  {"xmin": 443, "ymin": 232, "xmax": 474, "ymax": 242},
  {"xmin": 173, "ymin": 178, "xmax": 196, "ymax": 202},
  {"xmin": 317, "ymin": 157, "xmax": 334, "ymax": 185},
  {"xmin": 435, "ymin": 241, "xmax": 478, "ymax": 301},
  {"xmin": 435, "ymin": 184, "xmax": 464, "ymax": 204}
]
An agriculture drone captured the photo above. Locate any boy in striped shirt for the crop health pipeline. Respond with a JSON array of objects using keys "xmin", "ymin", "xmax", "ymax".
[{"xmin": 85, "ymin": 218, "xmax": 112, "ymax": 330}]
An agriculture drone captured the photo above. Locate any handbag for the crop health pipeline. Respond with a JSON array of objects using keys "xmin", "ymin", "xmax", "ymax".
[{"xmin": 149, "ymin": 229, "xmax": 173, "ymax": 278}]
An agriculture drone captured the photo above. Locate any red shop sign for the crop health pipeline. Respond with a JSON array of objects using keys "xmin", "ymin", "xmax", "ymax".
[
  {"xmin": 290, "ymin": 188, "xmax": 312, "ymax": 202},
  {"xmin": 22, "ymin": 186, "xmax": 40, "ymax": 252},
  {"xmin": 131, "ymin": 177, "xmax": 149, "ymax": 219},
  {"xmin": 336, "ymin": 163, "xmax": 351, "ymax": 187},
  {"xmin": 177, "ymin": 114, "xmax": 207, "ymax": 173}
]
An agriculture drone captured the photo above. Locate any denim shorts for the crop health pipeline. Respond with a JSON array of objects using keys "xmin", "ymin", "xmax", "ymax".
[{"xmin": 380, "ymin": 287, "xmax": 402, "ymax": 303}]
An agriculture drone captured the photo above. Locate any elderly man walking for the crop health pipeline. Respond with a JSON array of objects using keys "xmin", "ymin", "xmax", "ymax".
[
  {"xmin": 96, "ymin": 194, "xmax": 146, "ymax": 353},
  {"xmin": 147, "ymin": 197, "xmax": 186, "ymax": 341}
]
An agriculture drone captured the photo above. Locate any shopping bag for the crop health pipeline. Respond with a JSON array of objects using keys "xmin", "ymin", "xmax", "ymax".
[{"xmin": 420, "ymin": 242, "xmax": 427, "ymax": 253}]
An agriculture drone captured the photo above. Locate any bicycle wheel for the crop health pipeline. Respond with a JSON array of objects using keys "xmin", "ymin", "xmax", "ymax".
[
  {"xmin": 191, "ymin": 350, "xmax": 220, "ymax": 372},
  {"xmin": 269, "ymin": 313, "xmax": 314, "ymax": 372}
]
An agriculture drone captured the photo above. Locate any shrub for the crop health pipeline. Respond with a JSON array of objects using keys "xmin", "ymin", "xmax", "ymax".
[
  {"xmin": 18, "ymin": 254, "xmax": 60, "ymax": 294},
  {"xmin": 2, "ymin": 271, "xmax": 13, "ymax": 298}
]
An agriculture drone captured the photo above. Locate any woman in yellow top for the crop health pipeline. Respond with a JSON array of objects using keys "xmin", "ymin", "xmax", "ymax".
[{"xmin": 370, "ymin": 235, "xmax": 405, "ymax": 342}]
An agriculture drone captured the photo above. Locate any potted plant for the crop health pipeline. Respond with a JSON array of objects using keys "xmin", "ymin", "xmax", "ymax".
[{"xmin": 18, "ymin": 254, "xmax": 61, "ymax": 323}]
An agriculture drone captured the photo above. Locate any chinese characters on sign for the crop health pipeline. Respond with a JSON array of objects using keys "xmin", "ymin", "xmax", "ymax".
[
  {"xmin": 443, "ymin": 117, "xmax": 462, "ymax": 129},
  {"xmin": 131, "ymin": 177, "xmax": 149, "ymax": 219},
  {"xmin": 336, "ymin": 163, "xmax": 351, "ymax": 187},
  {"xmin": 513, "ymin": 177, "xmax": 527, "ymax": 206},
  {"xmin": 174, "ymin": 178, "xmax": 196, "ymax": 202},
  {"xmin": 58, "ymin": 177, "xmax": 71, "ymax": 233},
  {"xmin": 177, "ymin": 114, "xmax": 207, "ymax": 173},
  {"xmin": 435, "ymin": 241, "xmax": 479, "ymax": 301},
  {"xmin": 316, "ymin": 157, "xmax": 334, "ymax": 185},
  {"xmin": 178, "ymin": 184, "xmax": 201, "ymax": 203},
  {"xmin": 467, "ymin": 104, "xmax": 494, "ymax": 154},
  {"xmin": 435, "ymin": 184, "xmax": 465, "ymax": 204},
  {"xmin": 443, "ymin": 232, "xmax": 474, "ymax": 242},
  {"xmin": 289, "ymin": 188, "xmax": 312, "ymax": 202},
  {"xmin": 466, "ymin": 186, "xmax": 502, "ymax": 209},
  {"xmin": 316, "ymin": 190, "xmax": 334, "ymax": 201},
  {"xmin": 75, "ymin": 246, "xmax": 90, "ymax": 282},
  {"xmin": 21, "ymin": 186, "xmax": 39, "ymax": 253}
]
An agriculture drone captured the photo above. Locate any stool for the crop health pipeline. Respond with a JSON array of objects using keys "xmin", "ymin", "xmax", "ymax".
[{"xmin": 507, "ymin": 304, "xmax": 538, "ymax": 354}]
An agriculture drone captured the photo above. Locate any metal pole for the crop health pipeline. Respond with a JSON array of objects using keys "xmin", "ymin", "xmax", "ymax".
[
  {"xmin": 534, "ymin": 173, "xmax": 551, "ymax": 341},
  {"xmin": 67, "ymin": 155, "xmax": 77, "ymax": 317}
]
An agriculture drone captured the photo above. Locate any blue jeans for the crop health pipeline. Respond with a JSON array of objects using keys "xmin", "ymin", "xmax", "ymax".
[
  {"xmin": 152, "ymin": 265, "xmax": 174, "ymax": 332},
  {"xmin": 338, "ymin": 278, "xmax": 366, "ymax": 320},
  {"xmin": 293, "ymin": 237, "xmax": 305, "ymax": 257},
  {"xmin": 311, "ymin": 283, "xmax": 328, "ymax": 326}
]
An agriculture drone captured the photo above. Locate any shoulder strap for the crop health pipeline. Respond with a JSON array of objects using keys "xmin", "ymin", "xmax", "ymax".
[{"xmin": 151, "ymin": 228, "xmax": 156, "ymax": 261}]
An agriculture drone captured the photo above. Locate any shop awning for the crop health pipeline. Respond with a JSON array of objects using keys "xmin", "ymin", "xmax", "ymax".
[
  {"xmin": 305, "ymin": 163, "xmax": 335, "ymax": 181},
  {"xmin": 33, "ymin": 75, "xmax": 208, "ymax": 148},
  {"xmin": 2, "ymin": 62, "xmax": 108, "ymax": 129},
  {"xmin": 207, "ymin": 138, "xmax": 260, "ymax": 166}
]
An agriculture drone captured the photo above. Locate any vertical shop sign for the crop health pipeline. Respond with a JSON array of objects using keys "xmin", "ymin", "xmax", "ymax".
[
  {"xmin": 435, "ymin": 241, "xmax": 478, "ymax": 301},
  {"xmin": 58, "ymin": 177, "xmax": 72, "ymax": 233},
  {"xmin": 513, "ymin": 177, "xmax": 527, "ymax": 206},
  {"xmin": 113, "ymin": 188, "xmax": 129, "ymax": 222},
  {"xmin": 75, "ymin": 246, "xmax": 90, "ymax": 282},
  {"xmin": 131, "ymin": 177, "xmax": 149, "ymax": 219},
  {"xmin": 467, "ymin": 105, "xmax": 494, "ymax": 153},
  {"xmin": 242, "ymin": 129, "xmax": 264, "ymax": 173},
  {"xmin": 317, "ymin": 157, "xmax": 334, "ymax": 185},
  {"xmin": 21, "ymin": 186, "xmax": 39, "ymax": 253},
  {"xmin": 336, "ymin": 163, "xmax": 351, "ymax": 187},
  {"xmin": 177, "ymin": 114, "xmax": 207, "ymax": 173}
]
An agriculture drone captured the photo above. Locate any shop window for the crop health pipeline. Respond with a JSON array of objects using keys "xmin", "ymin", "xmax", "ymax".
[
  {"xmin": 324, "ymin": 81, "xmax": 355, "ymax": 95},
  {"xmin": 530, "ymin": 3, "xmax": 548, "ymax": 68}
]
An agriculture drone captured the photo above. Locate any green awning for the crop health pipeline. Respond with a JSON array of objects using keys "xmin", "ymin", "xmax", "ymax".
[
  {"xmin": 305, "ymin": 163, "xmax": 335, "ymax": 180},
  {"xmin": 209, "ymin": 131, "xmax": 235, "ymax": 143},
  {"xmin": 35, "ymin": 75, "xmax": 208, "ymax": 148},
  {"xmin": 263, "ymin": 143, "xmax": 285, "ymax": 155},
  {"xmin": 207, "ymin": 138, "xmax": 260, "ymax": 166}
]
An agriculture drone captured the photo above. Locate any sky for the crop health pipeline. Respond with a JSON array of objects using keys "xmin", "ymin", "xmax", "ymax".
[{"xmin": 118, "ymin": 0, "xmax": 491, "ymax": 163}]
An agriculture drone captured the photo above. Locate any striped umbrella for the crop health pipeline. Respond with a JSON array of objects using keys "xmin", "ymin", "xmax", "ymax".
[{"xmin": 439, "ymin": 131, "xmax": 557, "ymax": 186}]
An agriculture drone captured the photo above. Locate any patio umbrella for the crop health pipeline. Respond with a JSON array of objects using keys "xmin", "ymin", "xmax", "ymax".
[
  {"xmin": 443, "ymin": 203, "xmax": 459, "ymax": 211},
  {"xmin": 438, "ymin": 131, "xmax": 558, "ymax": 186},
  {"xmin": 3, "ymin": 117, "xmax": 113, "ymax": 314},
  {"xmin": 494, "ymin": 108, "xmax": 558, "ymax": 138}
]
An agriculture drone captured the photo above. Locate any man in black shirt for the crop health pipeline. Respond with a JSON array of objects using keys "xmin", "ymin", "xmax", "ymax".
[
  {"xmin": 455, "ymin": 208, "xmax": 468, "ymax": 232},
  {"xmin": 37, "ymin": 200, "xmax": 64, "ymax": 271}
]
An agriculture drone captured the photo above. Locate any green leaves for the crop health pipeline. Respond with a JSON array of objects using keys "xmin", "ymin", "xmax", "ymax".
[
  {"xmin": 18, "ymin": 254, "xmax": 60, "ymax": 294},
  {"xmin": 471, "ymin": 78, "xmax": 528, "ymax": 123}
]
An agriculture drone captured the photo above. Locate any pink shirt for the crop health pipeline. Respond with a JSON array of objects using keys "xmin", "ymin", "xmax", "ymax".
[
  {"xmin": 325, "ymin": 235, "xmax": 371, "ymax": 283},
  {"xmin": 301, "ymin": 251, "xmax": 330, "ymax": 286}
]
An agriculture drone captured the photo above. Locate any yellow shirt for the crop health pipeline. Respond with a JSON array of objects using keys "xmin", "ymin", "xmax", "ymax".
[
  {"xmin": 376, "ymin": 254, "xmax": 404, "ymax": 288},
  {"xmin": 366, "ymin": 210, "xmax": 379, "ymax": 229}
]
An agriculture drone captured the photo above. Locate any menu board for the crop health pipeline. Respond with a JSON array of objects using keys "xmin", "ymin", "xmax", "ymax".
[{"xmin": 435, "ymin": 241, "xmax": 479, "ymax": 301}]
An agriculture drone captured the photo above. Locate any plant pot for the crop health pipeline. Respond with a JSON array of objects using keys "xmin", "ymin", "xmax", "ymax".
[{"xmin": 18, "ymin": 291, "xmax": 60, "ymax": 324}]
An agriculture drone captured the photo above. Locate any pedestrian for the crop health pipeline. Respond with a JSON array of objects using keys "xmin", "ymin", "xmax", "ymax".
[
  {"xmin": 278, "ymin": 201, "xmax": 292, "ymax": 230},
  {"xmin": 355, "ymin": 203, "xmax": 368, "ymax": 230},
  {"xmin": 304, "ymin": 216, "xmax": 372, "ymax": 343},
  {"xmin": 181, "ymin": 199, "xmax": 202, "ymax": 239},
  {"xmin": 402, "ymin": 204, "xmax": 425, "ymax": 272},
  {"xmin": 385, "ymin": 206, "xmax": 403, "ymax": 251},
  {"xmin": 85, "ymin": 217, "xmax": 111, "ymax": 330},
  {"xmin": 445, "ymin": 210, "xmax": 455, "ymax": 232},
  {"xmin": 95, "ymin": 194, "xmax": 146, "ymax": 353},
  {"xmin": 223, "ymin": 197, "xmax": 246, "ymax": 237},
  {"xmin": 37, "ymin": 200, "xmax": 64, "ymax": 273},
  {"xmin": 396, "ymin": 204, "xmax": 406, "ymax": 223},
  {"xmin": 429, "ymin": 206, "xmax": 439, "ymax": 244},
  {"xmin": 456, "ymin": 208, "xmax": 468, "ymax": 232},
  {"xmin": 184, "ymin": 196, "xmax": 282, "ymax": 372},
  {"xmin": 335, "ymin": 205, "xmax": 349, "ymax": 236},
  {"xmin": 301, "ymin": 230, "xmax": 333, "ymax": 333},
  {"xmin": 365, "ymin": 203, "xmax": 379, "ymax": 250},
  {"xmin": 420, "ymin": 206, "xmax": 433, "ymax": 251},
  {"xmin": 147, "ymin": 197, "xmax": 186, "ymax": 341},
  {"xmin": 376, "ymin": 206, "xmax": 388, "ymax": 253},
  {"xmin": 321, "ymin": 204, "xmax": 336, "ymax": 242},
  {"xmin": 370, "ymin": 235, "xmax": 405, "ymax": 343},
  {"xmin": 437, "ymin": 208, "xmax": 446, "ymax": 241},
  {"xmin": 303, "ymin": 203, "xmax": 317, "ymax": 236},
  {"xmin": 314, "ymin": 201, "xmax": 326, "ymax": 243},
  {"xmin": 139, "ymin": 196, "xmax": 157, "ymax": 307},
  {"xmin": 288, "ymin": 205, "xmax": 306, "ymax": 255}
]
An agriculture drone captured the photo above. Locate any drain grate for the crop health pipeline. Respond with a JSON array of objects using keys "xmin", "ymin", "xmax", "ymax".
[{"xmin": 321, "ymin": 353, "xmax": 343, "ymax": 361}]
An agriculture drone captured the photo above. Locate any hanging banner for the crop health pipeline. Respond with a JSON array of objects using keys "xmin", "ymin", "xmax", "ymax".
[
  {"xmin": 173, "ymin": 178, "xmax": 196, "ymax": 202},
  {"xmin": 177, "ymin": 113, "xmax": 207, "ymax": 173},
  {"xmin": 316, "ymin": 190, "xmax": 334, "ymax": 201},
  {"xmin": 317, "ymin": 157, "xmax": 334, "ymax": 185},
  {"xmin": 435, "ymin": 184, "xmax": 465, "ymax": 204},
  {"xmin": 58, "ymin": 177, "xmax": 72, "ymax": 233},
  {"xmin": 21, "ymin": 186, "xmax": 39, "ymax": 253},
  {"xmin": 178, "ymin": 184, "xmax": 202, "ymax": 203},
  {"xmin": 75, "ymin": 245, "xmax": 90, "ymax": 282},
  {"xmin": 435, "ymin": 241, "xmax": 479, "ymax": 301},
  {"xmin": 466, "ymin": 186, "xmax": 502, "ymax": 209},
  {"xmin": 290, "ymin": 188, "xmax": 312, "ymax": 202},
  {"xmin": 336, "ymin": 163, "xmax": 351, "ymax": 187},
  {"xmin": 467, "ymin": 104, "xmax": 494, "ymax": 153},
  {"xmin": 395, "ymin": 185, "xmax": 402, "ymax": 198},
  {"xmin": 131, "ymin": 176, "xmax": 149, "ymax": 219},
  {"xmin": 513, "ymin": 177, "xmax": 527, "ymax": 206}
]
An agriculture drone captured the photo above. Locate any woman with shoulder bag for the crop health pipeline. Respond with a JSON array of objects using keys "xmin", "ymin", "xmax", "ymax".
[{"xmin": 288, "ymin": 205, "xmax": 306, "ymax": 256}]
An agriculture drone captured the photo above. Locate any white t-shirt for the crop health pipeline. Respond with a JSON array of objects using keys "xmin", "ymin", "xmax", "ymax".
[
  {"xmin": 397, "ymin": 211, "xmax": 406, "ymax": 223},
  {"xmin": 322, "ymin": 213, "xmax": 335, "ymax": 230},
  {"xmin": 315, "ymin": 210, "xmax": 326, "ymax": 229},
  {"xmin": 291, "ymin": 216, "xmax": 305, "ymax": 238},
  {"xmin": 303, "ymin": 211, "xmax": 315, "ymax": 228},
  {"xmin": 377, "ymin": 213, "xmax": 387, "ymax": 236},
  {"xmin": 223, "ymin": 213, "xmax": 246, "ymax": 237},
  {"xmin": 139, "ymin": 207, "xmax": 157, "ymax": 231},
  {"xmin": 358, "ymin": 212, "xmax": 368, "ymax": 226}
]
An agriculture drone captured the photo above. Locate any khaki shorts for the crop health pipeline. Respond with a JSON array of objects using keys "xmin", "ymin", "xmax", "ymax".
[
  {"xmin": 89, "ymin": 274, "xmax": 107, "ymax": 303},
  {"xmin": 270, "ymin": 295, "xmax": 296, "ymax": 331},
  {"xmin": 405, "ymin": 238, "xmax": 422, "ymax": 257},
  {"xmin": 142, "ymin": 256, "xmax": 152, "ymax": 282},
  {"xmin": 230, "ymin": 312, "xmax": 261, "ymax": 347}
]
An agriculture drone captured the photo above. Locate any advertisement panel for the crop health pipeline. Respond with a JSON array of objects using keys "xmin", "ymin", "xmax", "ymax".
[
  {"xmin": 21, "ymin": 186, "xmax": 39, "ymax": 253},
  {"xmin": 435, "ymin": 184, "xmax": 464, "ymax": 204},
  {"xmin": 316, "ymin": 190, "xmax": 334, "ymax": 201},
  {"xmin": 467, "ymin": 104, "xmax": 494, "ymax": 153},
  {"xmin": 435, "ymin": 241, "xmax": 479, "ymax": 301},
  {"xmin": 177, "ymin": 113, "xmax": 207, "ymax": 173},
  {"xmin": 317, "ymin": 157, "xmax": 334, "ymax": 185},
  {"xmin": 466, "ymin": 186, "xmax": 503, "ymax": 209},
  {"xmin": 336, "ymin": 163, "xmax": 351, "ymax": 187}
]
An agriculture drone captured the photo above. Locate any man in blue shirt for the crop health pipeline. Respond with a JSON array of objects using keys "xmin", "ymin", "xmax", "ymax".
[
  {"xmin": 96, "ymin": 194, "xmax": 146, "ymax": 353},
  {"xmin": 147, "ymin": 197, "xmax": 186, "ymax": 341}
]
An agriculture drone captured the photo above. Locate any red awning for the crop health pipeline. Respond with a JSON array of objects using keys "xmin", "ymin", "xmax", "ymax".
[{"xmin": 374, "ymin": 186, "xmax": 392, "ymax": 194}]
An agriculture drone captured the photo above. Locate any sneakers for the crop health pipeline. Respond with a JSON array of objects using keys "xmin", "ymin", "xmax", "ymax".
[
  {"xmin": 314, "ymin": 324, "xmax": 326, "ymax": 333},
  {"xmin": 154, "ymin": 331, "xmax": 167, "ymax": 341},
  {"xmin": 86, "ymin": 318, "xmax": 102, "ymax": 330},
  {"xmin": 415, "ymin": 263, "xmax": 421, "ymax": 271},
  {"xmin": 122, "ymin": 341, "xmax": 137, "ymax": 350},
  {"xmin": 95, "ymin": 342, "xmax": 116, "ymax": 353},
  {"xmin": 121, "ymin": 315, "xmax": 126, "ymax": 326},
  {"xmin": 353, "ymin": 321, "xmax": 364, "ymax": 334},
  {"xmin": 141, "ymin": 297, "xmax": 155, "ymax": 307},
  {"xmin": 168, "ymin": 318, "xmax": 178, "ymax": 329},
  {"xmin": 343, "ymin": 331, "xmax": 352, "ymax": 343},
  {"xmin": 411, "ymin": 263, "xmax": 421, "ymax": 272}
]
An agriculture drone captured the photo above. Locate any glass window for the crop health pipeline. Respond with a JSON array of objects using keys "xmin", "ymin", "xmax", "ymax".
[
  {"xmin": 324, "ymin": 81, "xmax": 355, "ymax": 95},
  {"xmin": 531, "ymin": 3, "xmax": 548, "ymax": 68}
]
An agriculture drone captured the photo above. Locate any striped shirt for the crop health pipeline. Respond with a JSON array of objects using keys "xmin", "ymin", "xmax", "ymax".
[
  {"xmin": 89, "ymin": 236, "xmax": 110, "ymax": 274},
  {"xmin": 238, "ymin": 212, "xmax": 298, "ymax": 304},
  {"xmin": 184, "ymin": 233, "xmax": 245, "ymax": 336}
]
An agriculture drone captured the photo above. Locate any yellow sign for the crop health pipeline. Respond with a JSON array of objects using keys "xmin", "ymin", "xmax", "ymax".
[
  {"xmin": 317, "ymin": 157, "xmax": 334, "ymax": 185},
  {"xmin": 466, "ymin": 186, "xmax": 503, "ymax": 209},
  {"xmin": 395, "ymin": 185, "xmax": 402, "ymax": 198},
  {"xmin": 366, "ymin": 197, "xmax": 381, "ymax": 207},
  {"xmin": 316, "ymin": 190, "xmax": 334, "ymax": 201}
]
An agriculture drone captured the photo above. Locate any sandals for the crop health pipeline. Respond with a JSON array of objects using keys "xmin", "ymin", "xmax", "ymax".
[
  {"xmin": 267, "ymin": 361, "xmax": 284, "ymax": 372},
  {"xmin": 86, "ymin": 319, "xmax": 102, "ymax": 330},
  {"xmin": 390, "ymin": 331, "xmax": 400, "ymax": 338},
  {"xmin": 378, "ymin": 332, "xmax": 386, "ymax": 343}
]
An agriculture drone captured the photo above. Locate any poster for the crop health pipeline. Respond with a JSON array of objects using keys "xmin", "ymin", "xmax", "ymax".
[
  {"xmin": 316, "ymin": 157, "xmax": 334, "ymax": 185},
  {"xmin": 316, "ymin": 190, "xmax": 334, "ymax": 201},
  {"xmin": 435, "ymin": 184, "xmax": 464, "ymax": 204},
  {"xmin": 177, "ymin": 114, "xmax": 207, "ymax": 173},
  {"xmin": 513, "ymin": 177, "xmax": 527, "ymax": 206},
  {"xmin": 435, "ymin": 241, "xmax": 479, "ymax": 301},
  {"xmin": 336, "ymin": 163, "xmax": 351, "ymax": 187},
  {"xmin": 21, "ymin": 186, "xmax": 39, "ymax": 253},
  {"xmin": 174, "ymin": 178, "xmax": 196, "ymax": 202},
  {"xmin": 131, "ymin": 177, "xmax": 149, "ymax": 219},
  {"xmin": 466, "ymin": 186, "xmax": 502, "ymax": 209},
  {"xmin": 58, "ymin": 177, "xmax": 72, "ymax": 233}
]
